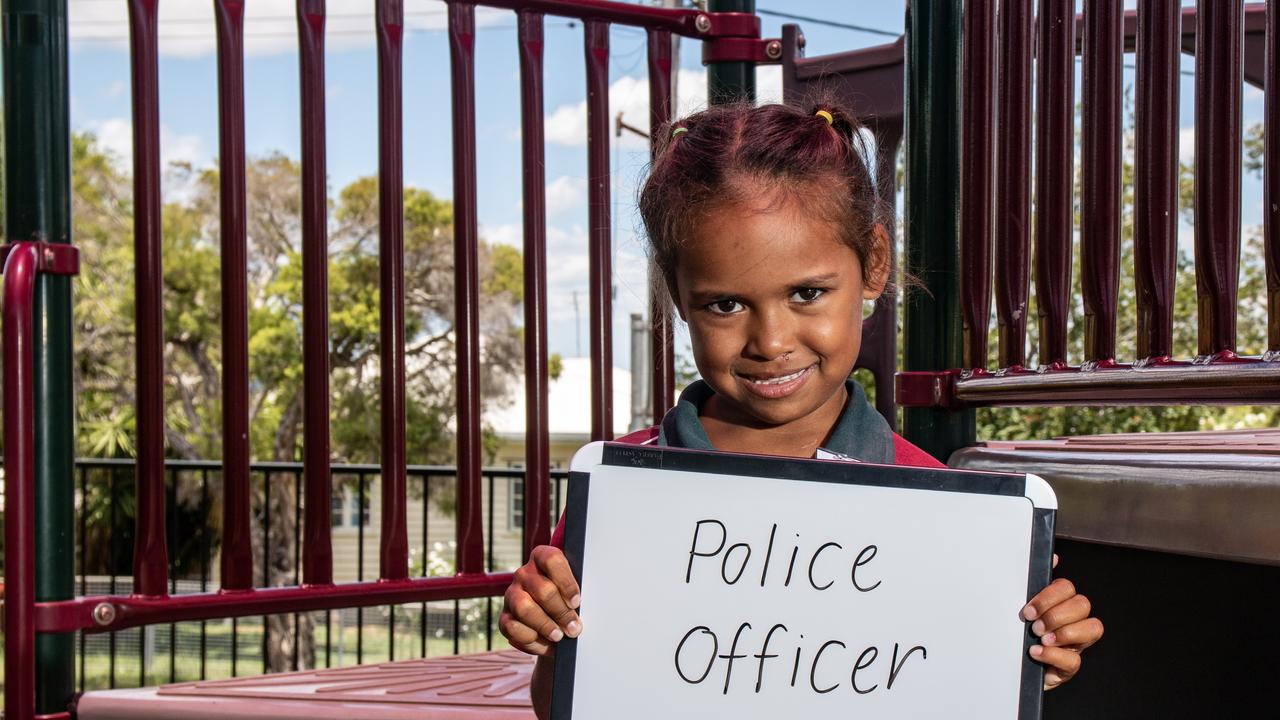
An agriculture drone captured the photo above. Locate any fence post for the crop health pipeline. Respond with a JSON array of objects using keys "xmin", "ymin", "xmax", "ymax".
[
  {"xmin": 902, "ymin": 0, "xmax": 975, "ymax": 461},
  {"xmin": 2, "ymin": 0, "xmax": 77, "ymax": 712},
  {"xmin": 707, "ymin": 0, "xmax": 755, "ymax": 103}
]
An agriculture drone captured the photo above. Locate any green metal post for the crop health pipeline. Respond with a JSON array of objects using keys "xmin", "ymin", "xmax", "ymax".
[
  {"xmin": 706, "ymin": 0, "xmax": 755, "ymax": 103},
  {"xmin": 902, "ymin": 0, "xmax": 975, "ymax": 461},
  {"xmin": 2, "ymin": 0, "xmax": 77, "ymax": 711}
]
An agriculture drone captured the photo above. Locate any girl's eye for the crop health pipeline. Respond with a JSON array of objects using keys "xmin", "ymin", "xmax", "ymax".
[
  {"xmin": 707, "ymin": 299, "xmax": 743, "ymax": 315},
  {"xmin": 791, "ymin": 287, "xmax": 825, "ymax": 303}
]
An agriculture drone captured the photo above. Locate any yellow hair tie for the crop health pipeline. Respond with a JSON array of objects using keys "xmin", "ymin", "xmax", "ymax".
[
  {"xmin": 815, "ymin": 109, "xmax": 834, "ymax": 125},
  {"xmin": 671, "ymin": 126, "xmax": 688, "ymax": 139}
]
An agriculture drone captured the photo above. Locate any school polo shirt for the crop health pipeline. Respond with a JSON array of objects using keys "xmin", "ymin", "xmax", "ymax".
[{"xmin": 548, "ymin": 379, "xmax": 944, "ymax": 549}]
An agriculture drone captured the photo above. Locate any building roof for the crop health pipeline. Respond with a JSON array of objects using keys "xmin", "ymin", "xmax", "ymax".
[{"xmin": 488, "ymin": 357, "xmax": 634, "ymax": 439}]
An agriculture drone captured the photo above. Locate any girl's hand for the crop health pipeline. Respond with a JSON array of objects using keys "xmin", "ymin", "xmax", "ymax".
[
  {"xmin": 500, "ymin": 545, "xmax": 583, "ymax": 656},
  {"xmin": 1022, "ymin": 556, "xmax": 1104, "ymax": 690}
]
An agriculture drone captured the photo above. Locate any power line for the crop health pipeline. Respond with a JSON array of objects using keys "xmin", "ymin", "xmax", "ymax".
[{"xmin": 757, "ymin": 8, "xmax": 899, "ymax": 38}]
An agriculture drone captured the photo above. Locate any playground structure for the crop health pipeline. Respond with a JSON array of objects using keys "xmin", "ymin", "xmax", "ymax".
[{"xmin": 4, "ymin": 1, "xmax": 1280, "ymax": 718}]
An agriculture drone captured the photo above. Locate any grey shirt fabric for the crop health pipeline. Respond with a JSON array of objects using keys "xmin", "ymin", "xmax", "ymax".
[{"xmin": 656, "ymin": 379, "xmax": 895, "ymax": 463}]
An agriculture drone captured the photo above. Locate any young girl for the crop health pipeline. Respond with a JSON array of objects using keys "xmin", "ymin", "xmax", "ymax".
[{"xmin": 500, "ymin": 102, "xmax": 1103, "ymax": 715}]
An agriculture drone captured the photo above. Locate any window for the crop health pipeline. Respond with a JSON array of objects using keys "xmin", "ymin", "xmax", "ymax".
[
  {"xmin": 331, "ymin": 487, "xmax": 371, "ymax": 529},
  {"xmin": 508, "ymin": 477, "xmax": 524, "ymax": 532}
]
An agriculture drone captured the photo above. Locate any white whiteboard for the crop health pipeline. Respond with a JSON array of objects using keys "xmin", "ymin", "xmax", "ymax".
[{"xmin": 552, "ymin": 442, "xmax": 1056, "ymax": 720}]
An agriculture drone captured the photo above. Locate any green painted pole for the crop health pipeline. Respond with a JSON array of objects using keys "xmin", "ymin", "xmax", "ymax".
[
  {"xmin": 706, "ymin": 0, "xmax": 755, "ymax": 104},
  {"xmin": 902, "ymin": 0, "xmax": 975, "ymax": 461},
  {"xmin": 2, "ymin": 0, "xmax": 77, "ymax": 711}
]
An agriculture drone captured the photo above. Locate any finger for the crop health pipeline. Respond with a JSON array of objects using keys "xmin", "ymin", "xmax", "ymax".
[
  {"xmin": 1052, "ymin": 553, "xmax": 1059, "ymax": 569},
  {"xmin": 500, "ymin": 611, "xmax": 550, "ymax": 655},
  {"xmin": 525, "ymin": 572, "xmax": 582, "ymax": 639},
  {"xmin": 1033, "ymin": 593, "xmax": 1091, "ymax": 636},
  {"xmin": 506, "ymin": 585, "xmax": 564, "ymax": 643},
  {"xmin": 1029, "ymin": 644, "xmax": 1081, "ymax": 686},
  {"xmin": 1043, "ymin": 617, "xmax": 1104, "ymax": 651},
  {"xmin": 1022, "ymin": 578, "xmax": 1076, "ymax": 622},
  {"xmin": 532, "ymin": 545, "xmax": 582, "ymax": 609},
  {"xmin": 1043, "ymin": 669, "xmax": 1067, "ymax": 691}
]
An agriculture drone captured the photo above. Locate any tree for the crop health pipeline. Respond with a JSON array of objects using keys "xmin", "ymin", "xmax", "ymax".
[{"xmin": 68, "ymin": 134, "xmax": 526, "ymax": 670}]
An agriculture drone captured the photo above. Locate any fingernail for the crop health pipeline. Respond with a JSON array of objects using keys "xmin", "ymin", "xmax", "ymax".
[
  {"xmin": 1022, "ymin": 605, "xmax": 1038, "ymax": 621},
  {"xmin": 1032, "ymin": 620, "xmax": 1046, "ymax": 636},
  {"xmin": 549, "ymin": 628, "xmax": 564, "ymax": 642},
  {"xmin": 570, "ymin": 594, "xmax": 581, "ymax": 609},
  {"xmin": 1029, "ymin": 645, "xmax": 1043, "ymax": 658},
  {"xmin": 566, "ymin": 620, "xmax": 581, "ymax": 638},
  {"xmin": 1042, "ymin": 632, "xmax": 1056, "ymax": 646}
]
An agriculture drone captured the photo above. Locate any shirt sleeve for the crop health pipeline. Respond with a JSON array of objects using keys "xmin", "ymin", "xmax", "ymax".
[{"xmin": 892, "ymin": 433, "xmax": 948, "ymax": 468}]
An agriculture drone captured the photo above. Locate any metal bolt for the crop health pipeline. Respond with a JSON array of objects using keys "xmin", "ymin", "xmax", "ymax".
[
  {"xmin": 93, "ymin": 602, "xmax": 117, "ymax": 626},
  {"xmin": 765, "ymin": 39, "xmax": 782, "ymax": 60},
  {"xmin": 694, "ymin": 14, "xmax": 711, "ymax": 33},
  {"xmin": 798, "ymin": 33, "xmax": 807, "ymax": 50}
]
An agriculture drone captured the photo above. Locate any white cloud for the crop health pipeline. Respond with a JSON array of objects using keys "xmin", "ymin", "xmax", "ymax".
[
  {"xmin": 69, "ymin": 0, "xmax": 507, "ymax": 58},
  {"xmin": 84, "ymin": 116, "xmax": 207, "ymax": 169},
  {"xmin": 544, "ymin": 64, "xmax": 785, "ymax": 148},
  {"xmin": 1179, "ymin": 126, "xmax": 1195, "ymax": 163},
  {"xmin": 545, "ymin": 175, "xmax": 587, "ymax": 215}
]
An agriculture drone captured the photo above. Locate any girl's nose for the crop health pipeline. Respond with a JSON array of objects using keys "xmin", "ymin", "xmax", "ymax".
[{"xmin": 745, "ymin": 308, "xmax": 796, "ymax": 361}]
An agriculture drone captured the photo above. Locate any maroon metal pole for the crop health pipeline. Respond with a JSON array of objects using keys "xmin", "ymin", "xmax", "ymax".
[
  {"xmin": 213, "ymin": 0, "xmax": 253, "ymax": 592},
  {"xmin": 960, "ymin": 0, "xmax": 995, "ymax": 371},
  {"xmin": 376, "ymin": 0, "xmax": 409, "ymax": 581},
  {"xmin": 995, "ymin": 0, "xmax": 1031, "ymax": 370},
  {"xmin": 1268, "ymin": 0, "xmax": 1280, "ymax": 357},
  {"xmin": 1195, "ymin": 0, "xmax": 1243, "ymax": 358},
  {"xmin": 297, "ymin": 0, "xmax": 333, "ymax": 585},
  {"xmin": 1134, "ymin": 0, "xmax": 1180, "ymax": 364},
  {"xmin": 1080, "ymin": 0, "xmax": 1123, "ymax": 365},
  {"xmin": 648, "ymin": 28, "xmax": 675, "ymax": 421},
  {"xmin": 518, "ymin": 11, "xmax": 551, "ymax": 554},
  {"xmin": 127, "ymin": 0, "xmax": 170, "ymax": 597},
  {"xmin": 450, "ymin": 1, "xmax": 485, "ymax": 575},
  {"xmin": 1033, "ymin": 0, "xmax": 1075, "ymax": 369},
  {"xmin": 3, "ymin": 244, "xmax": 38, "ymax": 720},
  {"xmin": 585, "ymin": 20, "xmax": 614, "ymax": 440}
]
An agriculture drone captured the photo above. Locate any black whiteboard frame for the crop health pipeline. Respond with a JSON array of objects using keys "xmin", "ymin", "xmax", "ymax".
[{"xmin": 551, "ymin": 442, "xmax": 1055, "ymax": 720}]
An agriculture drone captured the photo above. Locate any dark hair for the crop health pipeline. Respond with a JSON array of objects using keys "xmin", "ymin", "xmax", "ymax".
[{"xmin": 639, "ymin": 101, "xmax": 890, "ymax": 304}]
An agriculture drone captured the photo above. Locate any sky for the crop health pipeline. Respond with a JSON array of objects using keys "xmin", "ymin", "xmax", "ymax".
[{"xmin": 63, "ymin": 1, "xmax": 1266, "ymax": 386}]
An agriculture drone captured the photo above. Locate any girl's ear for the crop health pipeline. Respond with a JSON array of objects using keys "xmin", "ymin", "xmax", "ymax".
[{"xmin": 862, "ymin": 223, "xmax": 892, "ymax": 300}]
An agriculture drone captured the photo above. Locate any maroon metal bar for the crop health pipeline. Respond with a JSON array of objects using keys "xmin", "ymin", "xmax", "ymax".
[
  {"xmin": 449, "ymin": 1, "xmax": 486, "ymax": 575},
  {"xmin": 1033, "ymin": 0, "xmax": 1075, "ymax": 369},
  {"xmin": 648, "ymin": 28, "xmax": 675, "ymax": 422},
  {"xmin": 3, "ymin": 243, "xmax": 39, "ymax": 720},
  {"xmin": 994, "ymin": 0, "xmax": 1031, "ymax": 370},
  {"xmin": 297, "ymin": 0, "xmax": 333, "ymax": 585},
  {"xmin": 126, "ymin": 0, "xmax": 170, "ymax": 597},
  {"xmin": 376, "ymin": 0, "xmax": 409, "ymax": 581},
  {"xmin": 448, "ymin": 0, "xmax": 759, "ymax": 38},
  {"xmin": 1195, "ymin": 0, "xmax": 1244, "ymax": 359},
  {"xmin": 35, "ymin": 573, "xmax": 515, "ymax": 636},
  {"xmin": 960, "ymin": 0, "xmax": 995, "ymax": 370},
  {"xmin": 518, "ymin": 11, "xmax": 551, "ymax": 555},
  {"xmin": 1269, "ymin": 0, "xmax": 1280, "ymax": 357},
  {"xmin": 1133, "ymin": 0, "xmax": 1181, "ymax": 364},
  {"xmin": 213, "ymin": 0, "xmax": 252, "ymax": 593},
  {"xmin": 1080, "ymin": 0, "xmax": 1123, "ymax": 365},
  {"xmin": 585, "ymin": 20, "xmax": 613, "ymax": 440}
]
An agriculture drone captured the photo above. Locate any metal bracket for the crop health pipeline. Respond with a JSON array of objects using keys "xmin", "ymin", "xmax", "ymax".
[
  {"xmin": 0, "ymin": 241, "xmax": 80, "ymax": 276},
  {"xmin": 895, "ymin": 370, "xmax": 964, "ymax": 409},
  {"xmin": 702, "ymin": 36, "xmax": 784, "ymax": 65}
]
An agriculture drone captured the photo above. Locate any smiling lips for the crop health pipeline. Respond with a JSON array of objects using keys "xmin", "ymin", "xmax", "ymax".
[{"xmin": 736, "ymin": 364, "xmax": 816, "ymax": 399}]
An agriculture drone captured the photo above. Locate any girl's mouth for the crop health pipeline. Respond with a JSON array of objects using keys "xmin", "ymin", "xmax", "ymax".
[{"xmin": 736, "ymin": 364, "xmax": 815, "ymax": 399}]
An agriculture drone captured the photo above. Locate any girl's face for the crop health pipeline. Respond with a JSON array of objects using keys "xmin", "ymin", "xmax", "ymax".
[{"xmin": 674, "ymin": 194, "xmax": 886, "ymax": 431}]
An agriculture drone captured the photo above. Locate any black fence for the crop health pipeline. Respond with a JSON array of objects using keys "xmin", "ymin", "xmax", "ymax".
[{"xmin": 65, "ymin": 458, "xmax": 569, "ymax": 691}]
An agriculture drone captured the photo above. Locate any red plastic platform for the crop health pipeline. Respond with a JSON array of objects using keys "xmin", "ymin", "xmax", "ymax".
[{"xmin": 75, "ymin": 650, "xmax": 536, "ymax": 719}]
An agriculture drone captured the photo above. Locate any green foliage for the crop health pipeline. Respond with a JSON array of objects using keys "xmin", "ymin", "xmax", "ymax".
[{"xmin": 548, "ymin": 352, "xmax": 564, "ymax": 381}]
